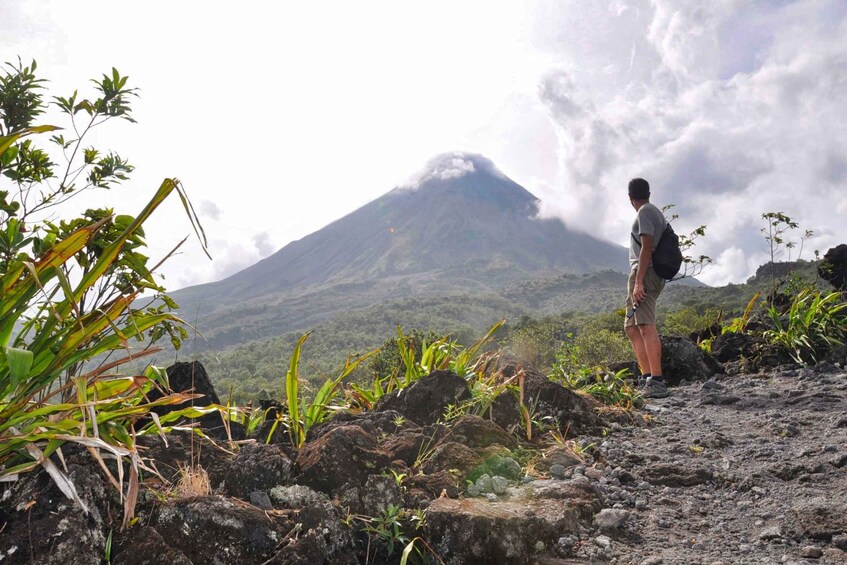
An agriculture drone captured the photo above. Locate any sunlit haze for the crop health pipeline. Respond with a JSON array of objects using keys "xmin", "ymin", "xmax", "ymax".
[{"xmin": 3, "ymin": 1, "xmax": 846, "ymax": 289}]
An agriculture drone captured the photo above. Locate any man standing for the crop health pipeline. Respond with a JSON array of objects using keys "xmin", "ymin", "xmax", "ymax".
[{"xmin": 625, "ymin": 178, "xmax": 668, "ymax": 398}]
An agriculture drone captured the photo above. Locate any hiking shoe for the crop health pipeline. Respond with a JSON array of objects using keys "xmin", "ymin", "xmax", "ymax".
[{"xmin": 642, "ymin": 377, "xmax": 669, "ymax": 399}]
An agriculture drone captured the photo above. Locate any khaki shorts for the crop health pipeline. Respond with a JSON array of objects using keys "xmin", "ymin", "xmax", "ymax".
[{"xmin": 625, "ymin": 266, "xmax": 664, "ymax": 328}]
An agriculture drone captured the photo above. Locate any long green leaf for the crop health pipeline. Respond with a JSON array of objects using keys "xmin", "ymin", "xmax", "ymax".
[
  {"xmin": 71, "ymin": 179, "xmax": 177, "ymax": 304},
  {"xmin": 285, "ymin": 332, "xmax": 310, "ymax": 447},
  {"xmin": 4, "ymin": 346, "xmax": 33, "ymax": 389}
]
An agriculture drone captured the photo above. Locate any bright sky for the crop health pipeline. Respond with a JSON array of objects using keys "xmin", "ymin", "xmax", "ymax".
[{"xmin": 3, "ymin": 1, "xmax": 847, "ymax": 289}]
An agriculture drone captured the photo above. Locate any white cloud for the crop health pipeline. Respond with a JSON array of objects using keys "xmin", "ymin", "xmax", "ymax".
[
  {"xmin": 534, "ymin": 0, "xmax": 847, "ymax": 285},
  {"xmin": 252, "ymin": 232, "xmax": 276, "ymax": 257},
  {"xmin": 400, "ymin": 152, "xmax": 506, "ymax": 190},
  {"xmin": 4, "ymin": 1, "xmax": 846, "ymax": 291},
  {"xmin": 176, "ymin": 238, "xmax": 265, "ymax": 289},
  {"xmin": 198, "ymin": 200, "xmax": 222, "ymax": 221}
]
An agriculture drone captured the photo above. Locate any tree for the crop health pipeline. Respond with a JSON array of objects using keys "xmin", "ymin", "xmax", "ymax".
[
  {"xmin": 661, "ymin": 204, "xmax": 711, "ymax": 280},
  {"xmin": 0, "ymin": 58, "xmax": 209, "ymax": 528}
]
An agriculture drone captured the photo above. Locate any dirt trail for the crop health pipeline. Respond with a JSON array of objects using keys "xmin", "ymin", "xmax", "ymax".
[{"xmin": 579, "ymin": 366, "xmax": 847, "ymax": 564}]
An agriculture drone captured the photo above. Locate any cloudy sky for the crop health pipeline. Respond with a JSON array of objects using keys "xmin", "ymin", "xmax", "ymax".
[{"xmin": 2, "ymin": 0, "xmax": 846, "ymax": 289}]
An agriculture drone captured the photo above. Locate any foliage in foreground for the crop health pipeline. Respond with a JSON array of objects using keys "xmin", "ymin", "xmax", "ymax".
[
  {"xmin": 0, "ymin": 60, "xmax": 208, "ymax": 527},
  {"xmin": 764, "ymin": 288, "xmax": 847, "ymax": 364}
]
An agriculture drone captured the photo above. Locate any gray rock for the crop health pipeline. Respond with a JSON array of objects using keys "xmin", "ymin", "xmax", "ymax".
[
  {"xmin": 491, "ymin": 475, "xmax": 509, "ymax": 495},
  {"xmin": 467, "ymin": 484, "xmax": 481, "ymax": 497},
  {"xmin": 248, "ymin": 491, "xmax": 273, "ymax": 510},
  {"xmin": 475, "ymin": 474, "xmax": 493, "ymax": 494},
  {"xmin": 759, "ymin": 525, "xmax": 783, "ymax": 540},
  {"xmin": 549, "ymin": 464, "xmax": 567, "ymax": 479},
  {"xmin": 594, "ymin": 535, "xmax": 612, "ymax": 549},
  {"xmin": 832, "ymin": 534, "xmax": 847, "ymax": 550},
  {"xmin": 594, "ymin": 508, "xmax": 630, "ymax": 534},
  {"xmin": 491, "ymin": 457, "xmax": 522, "ymax": 480},
  {"xmin": 558, "ymin": 536, "xmax": 575, "ymax": 550},
  {"xmin": 269, "ymin": 484, "xmax": 329, "ymax": 508},
  {"xmin": 799, "ymin": 546, "xmax": 823, "ymax": 559}
]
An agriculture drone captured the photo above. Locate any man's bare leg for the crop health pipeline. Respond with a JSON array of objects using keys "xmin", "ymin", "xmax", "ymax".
[
  {"xmin": 625, "ymin": 325, "xmax": 650, "ymax": 376},
  {"xmin": 637, "ymin": 323, "xmax": 663, "ymax": 377}
]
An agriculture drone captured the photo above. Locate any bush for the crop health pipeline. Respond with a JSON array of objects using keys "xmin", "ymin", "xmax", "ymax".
[
  {"xmin": 661, "ymin": 307, "xmax": 721, "ymax": 337},
  {"xmin": 0, "ymin": 60, "xmax": 208, "ymax": 527},
  {"xmin": 763, "ymin": 288, "xmax": 847, "ymax": 364}
]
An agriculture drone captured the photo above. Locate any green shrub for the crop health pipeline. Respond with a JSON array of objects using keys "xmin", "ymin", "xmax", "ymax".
[
  {"xmin": 661, "ymin": 307, "xmax": 721, "ymax": 337},
  {"xmin": 763, "ymin": 288, "xmax": 847, "ymax": 364},
  {"xmin": 0, "ymin": 60, "xmax": 208, "ymax": 527},
  {"xmin": 549, "ymin": 331, "xmax": 638, "ymax": 409}
]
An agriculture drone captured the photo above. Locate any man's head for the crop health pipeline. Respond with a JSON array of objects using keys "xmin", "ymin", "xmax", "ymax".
[{"xmin": 628, "ymin": 178, "xmax": 650, "ymax": 207}]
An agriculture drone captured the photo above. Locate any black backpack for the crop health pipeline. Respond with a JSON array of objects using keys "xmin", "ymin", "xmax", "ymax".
[
  {"xmin": 633, "ymin": 222, "xmax": 683, "ymax": 280},
  {"xmin": 652, "ymin": 223, "xmax": 683, "ymax": 280}
]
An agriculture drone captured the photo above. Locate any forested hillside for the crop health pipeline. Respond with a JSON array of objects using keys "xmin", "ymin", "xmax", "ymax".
[{"xmin": 176, "ymin": 261, "xmax": 825, "ymax": 402}]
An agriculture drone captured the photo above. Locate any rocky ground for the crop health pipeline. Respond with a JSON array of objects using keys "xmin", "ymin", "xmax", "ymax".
[
  {"xmin": 2, "ymin": 353, "xmax": 847, "ymax": 564},
  {"xmin": 567, "ymin": 364, "xmax": 847, "ymax": 564}
]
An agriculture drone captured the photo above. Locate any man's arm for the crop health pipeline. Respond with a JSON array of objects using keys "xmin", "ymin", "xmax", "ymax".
[{"xmin": 633, "ymin": 233, "xmax": 653, "ymax": 305}]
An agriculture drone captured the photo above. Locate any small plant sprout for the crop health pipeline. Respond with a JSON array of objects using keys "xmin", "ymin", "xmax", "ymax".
[
  {"xmin": 174, "ymin": 462, "xmax": 211, "ymax": 498},
  {"xmin": 392, "ymin": 414, "xmax": 408, "ymax": 428},
  {"xmin": 388, "ymin": 469, "xmax": 407, "ymax": 489}
]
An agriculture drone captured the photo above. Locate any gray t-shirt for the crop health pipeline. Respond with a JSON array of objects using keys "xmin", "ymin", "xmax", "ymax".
[{"xmin": 629, "ymin": 202, "xmax": 666, "ymax": 269}]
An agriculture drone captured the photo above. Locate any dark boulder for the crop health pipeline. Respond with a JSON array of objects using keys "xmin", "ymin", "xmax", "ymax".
[
  {"xmin": 819, "ymin": 244, "xmax": 847, "ymax": 291},
  {"xmin": 295, "ymin": 425, "xmax": 390, "ymax": 493},
  {"xmin": 223, "ymin": 442, "xmax": 293, "ymax": 498},
  {"xmin": 0, "ymin": 448, "xmax": 119, "ymax": 565},
  {"xmin": 113, "ymin": 527, "xmax": 191, "ymax": 565},
  {"xmin": 148, "ymin": 361, "xmax": 245, "ymax": 440},
  {"xmin": 490, "ymin": 358, "xmax": 604, "ymax": 434},
  {"xmin": 405, "ymin": 471, "xmax": 460, "ymax": 508},
  {"xmin": 425, "ymin": 479, "xmax": 600, "ymax": 564},
  {"xmin": 710, "ymin": 331, "xmax": 757, "ymax": 363},
  {"xmin": 374, "ymin": 370, "xmax": 471, "ymax": 426},
  {"xmin": 151, "ymin": 495, "xmax": 288, "ymax": 563},
  {"xmin": 306, "ymin": 409, "xmax": 421, "ymax": 443},
  {"xmin": 661, "ymin": 336, "xmax": 723, "ymax": 385},
  {"xmin": 444, "ymin": 414, "xmax": 516, "ymax": 449},
  {"xmin": 270, "ymin": 501, "xmax": 357, "ymax": 564},
  {"xmin": 337, "ymin": 474, "xmax": 403, "ymax": 515}
]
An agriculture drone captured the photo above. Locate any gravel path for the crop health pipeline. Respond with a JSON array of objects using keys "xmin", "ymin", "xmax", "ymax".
[{"xmin": 575, "ymin": 366, "xmax": 847, "ymax": 564}]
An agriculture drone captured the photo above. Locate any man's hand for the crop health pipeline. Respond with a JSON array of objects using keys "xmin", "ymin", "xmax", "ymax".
[{"xmin": 633, "ymin": 280, "xmax": 646, "ymax": 305}]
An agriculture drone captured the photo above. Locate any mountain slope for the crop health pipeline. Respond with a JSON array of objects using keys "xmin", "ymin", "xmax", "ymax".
[{"xmin": 170, "ymin": 153, "xmax": 628, "ymax": 348}]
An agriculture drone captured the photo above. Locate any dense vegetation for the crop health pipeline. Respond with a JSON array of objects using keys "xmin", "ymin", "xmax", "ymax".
[
  {"xmin": 181, "ymin": 260, "xmax": 826, "ymax": 403},
  {"xmin": 0, "ymin": 60, "xmax": 207, "ymax": 524}
]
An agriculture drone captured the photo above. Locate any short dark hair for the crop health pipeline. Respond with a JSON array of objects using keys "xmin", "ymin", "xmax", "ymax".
[{"xmin": 628, "ymin": 178, "xmax": 650, "ymax": 200}]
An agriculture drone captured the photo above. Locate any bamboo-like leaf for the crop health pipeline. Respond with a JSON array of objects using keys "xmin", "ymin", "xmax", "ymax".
[
  {"xmin": 286, "ymin": 332, "xmax": 310, "ymax": 447},
  {"xmin": 152, "ymin": 404, "xmax": 219, "ymax": 425},
  {"xmin": 171, "ymin": 180, "xmax": 211, "ymax": 260},
  {"xmin": 122, "ymin": 454, "xmax": 139, "ymax": 530},
  {"xmin": 11, "ymin": 426, "xmax": 89, "ymax": 512},
  {"xmin": 4, "ymin": 346, "xmax": 33, "ymax": 389},
  {"xmin": 0, "ymin": 125, "xmax": 60, "ymax": 155},
  {"xmin": 1, "ymin": 218, "xmax": 105, "ymax": 299},
  {"xmin": 89, "ymin": 376, "xmax": 140, "ymax": 400},
  {"xmin": 71, "ymin": 179, "xmax": 176, "ymax": 305},
  {"xmin": 456, "ymin": 319, "xmax": 505, "ymax": 373}
]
